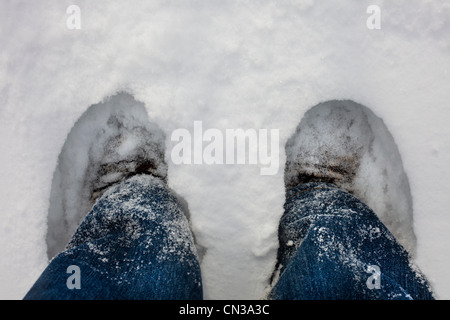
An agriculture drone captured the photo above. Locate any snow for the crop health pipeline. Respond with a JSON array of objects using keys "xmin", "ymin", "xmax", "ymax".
[
  {"xmin": 46, "ymin": 92, "xmax": 168, "ymax": 259},
  {"xmin": 1, "ymin": 0, "xmax": 450, "ymax": 299},
  {"xmin": 285, "ymin": 100, "xmax": 416, "ymax": 255}
]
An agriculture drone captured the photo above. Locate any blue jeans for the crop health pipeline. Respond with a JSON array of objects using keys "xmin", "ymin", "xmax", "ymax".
[
  {"xmin": 269, "ymin": 183, "xmax": 434, "ymax": 300},
  {"xmin": 24, "ymin": 175, "xmax": 202, "ymax": 300},
  {"xmin": 24, "ymin": 177, "xmax": 433, "ymax": 300}
]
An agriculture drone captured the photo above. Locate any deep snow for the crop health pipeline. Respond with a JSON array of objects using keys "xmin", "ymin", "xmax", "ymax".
[
  {"xmin": 46, "ymin": 92, "xmax": 168, "ymax": 259},
  {"xmin": 284, "ymin": 100, "xmax": 416, "ymax": 255},
  {"xmin": 1, "ymin": 0, "xmax": 450, "ymax": 299}
]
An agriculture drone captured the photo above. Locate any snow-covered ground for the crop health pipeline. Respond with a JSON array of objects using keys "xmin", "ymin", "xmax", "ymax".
[{"xmin": 1, "ymin": 0, "xmax": 450, "ymax": 299}]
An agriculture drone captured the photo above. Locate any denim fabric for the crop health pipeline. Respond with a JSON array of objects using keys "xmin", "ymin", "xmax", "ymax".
[
  {"xmin": 25, "ymin": 177, "xmax": 434, "ymax": 300},
  {"xmin": 269, "ymin": 183, "xmax": 434, "ymax": 300},
  {"xmin": 24, "ymin": 175, "xmax": 203, "ymax": 300}
]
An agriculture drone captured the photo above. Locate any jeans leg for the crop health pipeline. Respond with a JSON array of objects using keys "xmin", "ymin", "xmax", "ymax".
[
  {"xmin": 270, "ymin": 183, "xmax": 434, "ymax": 300},
  {"xmin": 24, "ymin": 175, "xmax": 202, "ymax": 300}
]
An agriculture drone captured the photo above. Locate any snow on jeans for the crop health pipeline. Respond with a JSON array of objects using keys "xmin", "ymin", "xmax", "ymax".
[
  {"xmin": 24, "ymin": 175, "xmax": 203, "ymax": 300},
  {"xmin": 270, "ymin": 182, "xmax": 434, "ymax": 300},
  {"xmin": 24, "ymin": 177, "xmax": 433, "ymax": 299}
]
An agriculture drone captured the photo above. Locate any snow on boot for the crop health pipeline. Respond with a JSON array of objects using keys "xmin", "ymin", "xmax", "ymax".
[
  {"xmin": 46, "ymin": 92, "xmax": 167, "ymax": 259},
  {"xmin": 284, "ymin": 100, "xmax": 416, "ymax": 256}
]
